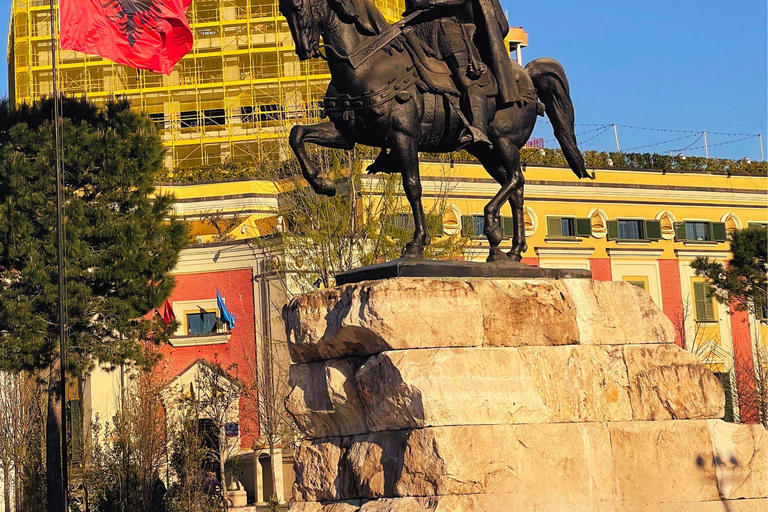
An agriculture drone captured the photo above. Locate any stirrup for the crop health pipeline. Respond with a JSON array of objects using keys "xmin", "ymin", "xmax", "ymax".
[{"xmin": 466, "ymin": 126, "xmax": 493, "ymax": 149}]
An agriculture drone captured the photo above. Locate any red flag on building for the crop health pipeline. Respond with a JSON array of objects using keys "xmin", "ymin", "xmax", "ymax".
[
  {"xmin": 60, "ymin": 0, "xmax": 193, "ymax": 75},
  {"xmin": 162, "ymin": 299, "xmax": 175, "ymax": 326}
]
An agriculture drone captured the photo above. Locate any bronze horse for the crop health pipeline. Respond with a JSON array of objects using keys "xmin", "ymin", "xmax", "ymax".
[{"xmin": 280, "ymin": 0, "xmax": 589, "ymax": 261}]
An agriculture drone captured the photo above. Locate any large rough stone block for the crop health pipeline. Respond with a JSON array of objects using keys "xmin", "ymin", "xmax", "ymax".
[
  {"xmin": 283, "ymin": 278, "xmax": 674, "ymax": 363},
  {"xmin": 293, "ymin": 421, "xmax": 767, "ymax": 504},
  {"xmin": 561, "ymin": 279, "xmax": 675, "ymax": 346},
  {"xmin": 292, "ymin": 497, "xmax": 768, "ymax": 512},
  {"xmin": 292, "ymin": 437, "xmax": 347, "ymax": 502},
  {"xmin": 706, "ymin": 420, "xmax": 767, "ymax": 500},
  {"xmin": 355, "ymin": 347, "xmax": 551, "ymax": 431},
  {"xmin": 287, "ymin": 344, "xmax": 725, "ymax": 438},
  {"xmin": 516, "ymin": 345, "xmax": 632, "ymax": 422},
  {"xmin": 395, "ymin": 423, "xmax": 616, "ymax": 500},
  {"xmin": 624, "ymin": 345, "xmax": 725, "ymax": 420},
  {"xmin": 287, "ymin": 358, "xmax": 368, "ymax": 438}
]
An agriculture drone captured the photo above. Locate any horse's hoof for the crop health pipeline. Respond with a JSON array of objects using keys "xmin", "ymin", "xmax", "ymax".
[
  {"xmin": 506, "ymin": 241, "xmax": 527, "ymax": 261},
  {"xmin": 486, "ymin": 247, "xmax": 505, "ymax": 263},
  {"xmin": 484, "ymin": 223, "xmax": 503, "ymax": 247},
  {"xmin": 402, "ymin": 243, "xmax": 424, "ymax": 259},
  {"xmin": 312, "ymin": 178, "xmax": 337, "ymax": 196}
]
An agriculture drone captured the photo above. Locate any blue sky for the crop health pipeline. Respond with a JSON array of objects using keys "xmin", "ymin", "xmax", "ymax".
[
  {"xmin": 0, "ymin": 0, "xmax": 765, "ymax": 160},
  {"xmin": 513, "ymin": 0, "xmax": 767, "ymax": 160}
]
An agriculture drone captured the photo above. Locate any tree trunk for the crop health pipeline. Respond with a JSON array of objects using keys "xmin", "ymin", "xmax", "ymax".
[
  {"xmin": 5, "ymin": 462, "xmax": 11, "ymax": 512},
  {"xmin": 268, "ymin": 440, "xmax": 278, "ymax": 504},
  {"xmin": 15, "ymin": 461, "xmax": 21, "ymax": 512},
  {"xmin": 46, "ymin": 365, "xmax": 63, "ymax": 512}
]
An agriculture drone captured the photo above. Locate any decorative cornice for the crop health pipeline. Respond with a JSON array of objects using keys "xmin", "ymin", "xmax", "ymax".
[
  {"xmin": 173, "ymin": 242, "xmax": 263, "ymax": 274},
  {"xmin": 535, "ymin": 247, "xmax": 595, "ymax": 258},
  {"xmin": 675, "ymin": 249, "xmax": 731, "ymax": 260},
  {"xmin": 169, "ymin": 333, "xmax": 231, "ymax": 347},
  {"xmin": 606, "ymin": 248, "xmax": 665, "ymax": 259}
]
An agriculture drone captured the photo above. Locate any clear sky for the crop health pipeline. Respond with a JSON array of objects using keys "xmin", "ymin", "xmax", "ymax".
[
  {"xmin": 0, "ymin": 0, "xmax": 765, "ymax": 160},
  {"xmin": 512, "ymin": 0, "xmax": 767, "ymax": 160}
]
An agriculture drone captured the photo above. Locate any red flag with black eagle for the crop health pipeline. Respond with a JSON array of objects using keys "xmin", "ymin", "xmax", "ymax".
[{"xmin": 60, "ymin": 0, "xmax": 193, "ymax": 75}]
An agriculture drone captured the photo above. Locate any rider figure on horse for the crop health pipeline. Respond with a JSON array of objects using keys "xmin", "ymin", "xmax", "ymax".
[{"xmin": 403, "ymin": 0, "xmax": 522, "ymax": 147}]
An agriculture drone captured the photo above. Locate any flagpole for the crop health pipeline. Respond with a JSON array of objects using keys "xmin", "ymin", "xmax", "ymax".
[{"xmin": 49, "ymin": 0, "xmax": 69, "ymax": 510}]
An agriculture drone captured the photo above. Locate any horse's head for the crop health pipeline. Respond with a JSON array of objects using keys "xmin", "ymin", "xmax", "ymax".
[
  {"xmin": 280, "ymin": 0, "xmax": 389, "ymax": 60},
  {"xmin": 279, "ymin": 0, "xmax": 324, "ymax": 60}
]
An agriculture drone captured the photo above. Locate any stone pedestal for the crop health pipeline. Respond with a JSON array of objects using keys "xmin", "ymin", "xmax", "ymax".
[{"xmin": 283, "ymin": 278, "xmax": 767, "ymax": 511}]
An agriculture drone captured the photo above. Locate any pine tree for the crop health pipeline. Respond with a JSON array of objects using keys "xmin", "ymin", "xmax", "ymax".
[
  {"xmin": 0, "ymin": 97, "xmax": 188, "ymax": 511},
  {"xmin": 691, "ymin": 226, "xmax": 767, "ymax": 315}
]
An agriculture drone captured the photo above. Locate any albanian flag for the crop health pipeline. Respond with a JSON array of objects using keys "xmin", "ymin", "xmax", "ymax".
[{"xmin": 60, "ymin": 0, "xmax": 193, "ymax": 75}]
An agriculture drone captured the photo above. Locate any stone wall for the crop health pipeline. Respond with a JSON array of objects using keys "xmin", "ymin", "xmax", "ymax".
[{"xmin": 283, "ymin": 278, "xmax": 767, "ymax": 511}]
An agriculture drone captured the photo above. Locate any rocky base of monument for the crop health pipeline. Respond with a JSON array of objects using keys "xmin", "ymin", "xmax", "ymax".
[{"xmin": 282, "ymin": 278, "xmax": 767, "ymax": 512}]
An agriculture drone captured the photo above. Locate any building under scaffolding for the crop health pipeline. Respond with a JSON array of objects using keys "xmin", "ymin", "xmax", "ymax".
[{"xmin": 8, "ymin": 0, "xmax": 527, "ymax": 169}]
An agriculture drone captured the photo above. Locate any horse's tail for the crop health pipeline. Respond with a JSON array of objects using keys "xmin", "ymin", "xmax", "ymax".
[{"xmin": 526, "ymin": 58, "xmax": 590, "ymax": 179}]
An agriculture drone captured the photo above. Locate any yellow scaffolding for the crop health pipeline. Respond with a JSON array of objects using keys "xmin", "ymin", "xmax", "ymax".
[{"xmin": 9, "ymin": 0, "xmax": 403, "ymax": 168}]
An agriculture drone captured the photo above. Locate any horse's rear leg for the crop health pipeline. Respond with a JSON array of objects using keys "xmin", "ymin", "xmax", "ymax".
[
  {"xmin": 392, "ymin": 132, "xmax": 429, "ymax": 258},
  {"xmin": 289, "ymin": 122, "xmax": 354, "ymax": 196},
  {"xmin": 469, "ymin": 141, "xmax": 525, "ymax": 262}
]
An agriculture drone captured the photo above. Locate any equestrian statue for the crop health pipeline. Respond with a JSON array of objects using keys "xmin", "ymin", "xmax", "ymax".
[{"xmin": 281, "ymin": 0, "xmax": 589, "ymax": 262}]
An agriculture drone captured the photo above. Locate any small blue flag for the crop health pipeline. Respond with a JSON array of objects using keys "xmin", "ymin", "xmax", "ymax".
[{"xmin": 217, "ymin": 290, "xmax": 236, "ymax": 330}]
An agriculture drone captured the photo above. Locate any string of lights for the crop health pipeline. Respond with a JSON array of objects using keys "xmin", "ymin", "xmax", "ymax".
[
  {"xmin": 615, "ymin": 124, "xmax": 698, "ymax": 134},
  {"xmin": 533, "ymin": 119, "xmax": 763, "ymax": 159},
  {"xmin": 545, "ymin": 124, "xmax": 611, "ymax": 144},
  {"xmin": 669, "ymin": 134, "xmax": 704, "ymax": 153},
  {"xmin": 686, "ymin": 135, "xmax": 759, "ymax": 151},
  {"xmin": 621, "ymin": 133, "xmax": 700, "ymax": 152},
  {"xmin": 538, "ymin": 119, "xmax": 760, "ymax": 138},
  {"xmin": 577, "ymin": 126, "xmax": 613, "ymax": 145},
  {"xmin": 538, "ymin": 119, "xmax": 609, "ymax": 128}
]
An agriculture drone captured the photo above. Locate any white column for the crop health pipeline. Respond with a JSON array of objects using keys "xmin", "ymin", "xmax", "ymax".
[{"xmin": 253, "ymin": 450, "xmax": 265, "ymax": 503}]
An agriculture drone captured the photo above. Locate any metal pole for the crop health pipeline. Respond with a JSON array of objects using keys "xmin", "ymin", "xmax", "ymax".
[
  {"xmin": 612, "ymin": 124, "xmax": 620, "ymax": 152},
  {"xmin": 703, "ymin": 131, "xmax": 709, "ymax": 159},
  {"xmin": 759, "ymin": 134, "xmax": 764, "ymax": 162},
  {"xmin": 49, "ymin": 1, "xmax": 68, "ymax": 511}
]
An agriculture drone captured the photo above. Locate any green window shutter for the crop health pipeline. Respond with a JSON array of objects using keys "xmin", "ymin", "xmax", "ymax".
[
  {"xmin": 461, "ymin": 215, "xmax": 474, "ymax": 237},
  {"xmin": 674, "ymin": 222, "xmax": 687, "ymax": 241},
  {"xmin": 576, "ymin": 218, "xmax": 592, "ymax": 237},
  {"xmin": 705, "ymin": 288, "xmax": 716, "ymax": 320},
  {"xmin": 547, "ymin": 216, "xmax": 562, "ymax": 237},
  {"xmin": 645, "ymin": 220, "xmax": 662, "ymax": 240},
  {"xmin": 711, "ymin": 222, "xmax": 727, "ymax": 242},
  {"xmin": 693, "ymin": 282, "xmax": 707, "ymax": 320},
  {"xmin": 501, "ymin": 216, "xmax": 515, "ymax": 237},
  {"xmin": 693, "ymin": 282, "xmax": 715, "ymax": 321},
  {"xmin": 606, "ymin": 220, "xmax": 619, "ymax": 240}
]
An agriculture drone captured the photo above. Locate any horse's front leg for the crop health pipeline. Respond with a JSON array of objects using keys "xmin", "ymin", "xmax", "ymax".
[
  {"xmin": 508, "ymin": 185, "xmax": 528, "ymax": 261},
  {"xmin": 289, "ymin": 122, "xmax": 354, "ymax": 196},
  {"xmin": 468, "ymin": 140, "xmax": 524, "ymax": 262},
  {"xmin": 391, "ymin": 131, "xmax": 429, "ymax": 258}
]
